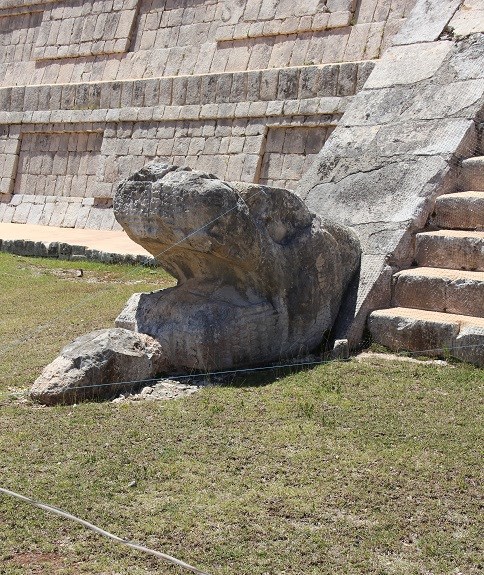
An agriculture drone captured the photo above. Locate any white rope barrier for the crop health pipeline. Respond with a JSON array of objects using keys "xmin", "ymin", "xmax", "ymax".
[{"xmin": 0, "ymin": 487, "xmax": 212, "ymax": 575}]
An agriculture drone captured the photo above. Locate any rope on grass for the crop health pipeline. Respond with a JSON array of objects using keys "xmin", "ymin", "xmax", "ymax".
[{"xmin": 0, "ymin": 487, "xmax": 212, "ymax": 575}]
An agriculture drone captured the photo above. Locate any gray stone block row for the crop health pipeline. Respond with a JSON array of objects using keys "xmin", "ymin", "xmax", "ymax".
[
  {"xmin": 134, "ymin": 6, "xmax": 356, "ymax": 55},
  {"xmin": 1, "ymin": 1, "xmax": 61, "ymax": 9},
  {"xmin": 97, "ymin": 114, "xmax": 338, "ymax": 187},
  {"xmin": 0, "ymin": 97, "xmax": 348, "ymax": 127},
  {"xmin": 356, "ymin": 0, "xmax": 415, "ymax": 24},
  {"xmin": 0, "ymin": 10, "xmax": 42, "ymax": 66},
  {"xmin": 0, "ymin": 0, "xmax": 411, "ymax": 90},
  {"xmin": 0, "ymin": 61, "xmax": 374, "ymax": 114},
  {"xmin": 31, "ymin": 1, "xmax": 137, "ymax": 60},
  {"xmin": 215, "ymin": 10, "xmax": 354, "ymax": 42},
  {"xmin": 0, "ymin": 196, "xmax": 120, "ymax": 230},
  {"xmin": 0, "ymin": 238, "xmax": 155, "ymax": 266},
  {"xmin": 217, "ymin": 0, "xmax": 356, "ymax": 30}
]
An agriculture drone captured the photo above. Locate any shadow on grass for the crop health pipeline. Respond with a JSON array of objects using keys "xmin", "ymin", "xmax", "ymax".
[{"xmin": 192, "ymin": 358, "xmax": 342, "ymax": 390}]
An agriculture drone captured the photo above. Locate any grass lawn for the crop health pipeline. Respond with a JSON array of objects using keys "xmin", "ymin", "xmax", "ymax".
[{"xmin": 0, "ymin": 253, "xmax": 482, "ymax": 575}]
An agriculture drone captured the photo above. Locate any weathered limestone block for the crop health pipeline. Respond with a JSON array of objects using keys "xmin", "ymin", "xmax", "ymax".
[
  {"xmin": 368, "ymin": 308, "xmax": 460, "ymax": 353},
  {"xmin": 113, "ymin": 163, "xmax": 361, "ymax": 373},
  {"xmin": 392, "ymin": 0, "xmax": 463, "ymax": 45},
  {"xmin": 434, "ymin": 192, "xmax": 484, "ymax": 230},
  {"xmin": 461, "ymin": 157, "xmax": 484, "ymax": 191},
  {"xmin": 449, "ymin": 0, "xmax": 484, "ymax": 37},
  {"xmin": 415, "ymin": 230, "xmax": 484, "ymax": 271},
  {"xmin": 393, "ymin": 268, "xmax": 484, "ymax": 317},
  {"xmin": 454, "ymin": 326, "xmax": 484, "ymax": 366},
  {"xmin": 368, "ymin": 308, "xmax": 484, "ymax": 366},
  {"xmin": 30, "ymin": 328, "xmax": 164, "ymax": 405}
]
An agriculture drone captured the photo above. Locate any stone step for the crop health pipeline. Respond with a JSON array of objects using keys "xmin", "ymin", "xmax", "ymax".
[
  {"xmin": 393, "ymin": 267, "xmax": 484, "ymax": 317},
  {"xmin": 434, "ymin": 191, "xmax": 484, "ymax": 230},
  {"xmin": 461, "ymin": 156, "xmax": 484, "ymax": 191},
  {"xmin": 415, "ymin": 230, "xmax": 484, "ymax": 271},
  {"xmin": 368, "ymin": 307, "xmax": 484, "ymax": 366}
]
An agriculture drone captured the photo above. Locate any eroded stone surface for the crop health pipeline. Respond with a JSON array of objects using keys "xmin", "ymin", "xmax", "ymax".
[
  {"xmin": 393, "ymin": 268, "xmax": 484, "ymax": 316},
  {"xmin": 392, "ymin": 0, "xmax": 462, "ymax": 45},
  {"xmin": 368, "ymin": 308, "xmax": 460, "ymax": 354},
  {"xmin": 449, "ymin": 1, "xmax": 484, "ymax": 37},
  {"xmin": 30, "ymin": 328, "xmax": 164, "ymax": 405},
  {"xmin": 111, "ymin": 380, "xmax": 200, "ymax": 403},
  {"xmin": 298, "ymin": 33, "xmax": 484, "ymax": 346},
  {"xmin": 368, "ymin": 307, "xmax": 484, "ymax": 366},
  {"xmin": 461, "ymin": 156, "xmax": 484, "ymax": 191},
  {"xmin": 434, "ymin": 192, "xmax": 484, "ymax": 230},
  {"xmin": 113, "ymin": 163, "xmax": 361, "ymax": 373},
  {"xmin": 415, "ymin": 230, "xmax": 484, "ymax": 271},
  {"xmin": 454, "ymin": 326, "xmax": 484, "ymax": 365}
]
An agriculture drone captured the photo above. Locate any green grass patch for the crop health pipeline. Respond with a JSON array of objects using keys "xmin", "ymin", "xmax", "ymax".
[
  {"xmin": 0, "ymin": 253, "xmax": 482, "ymax": 575},
  {"xmin": 0, "ymin": 253, "xmax": 175, "ymax": 396}
]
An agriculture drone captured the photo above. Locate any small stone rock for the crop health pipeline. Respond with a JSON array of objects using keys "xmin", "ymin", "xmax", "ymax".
[
  {"xmin": 111, "ymin": 379, "xmax": 200, "ymax": 403},
  {"xmin": 30, "ymin": 328, "xmax": 164, "ymax": 405}
]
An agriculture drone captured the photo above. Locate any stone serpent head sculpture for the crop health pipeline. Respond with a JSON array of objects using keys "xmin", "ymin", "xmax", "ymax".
[
  {"xmin": 31, "ymin": 163, "xmax": 360, "ymax": 404},
  {"xmin": 114, "ymin": 163, "xmax": 361, "ymax": 372}
]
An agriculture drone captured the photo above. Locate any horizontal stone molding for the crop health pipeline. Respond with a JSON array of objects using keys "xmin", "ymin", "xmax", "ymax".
[
  {"xmin": 0, "ymin": 5, "xmax": 49, "ymax": 16},
  {"xmin": 0, "ymin": 8, "xmax": 407, "ymax": 86},
  {"xmin": 219, "ymin": 0, "xmax": 357, "ymax": 24},
  {"xmin": 0, "ymin": 98, "xmax": 347, "ymax": 126},
  {"xmin": 215, "ymin": 10, "xmax": 353, "ymax": 42},
  {"xmin": 0, "ymin": 0, "xmax": 59, "ymax": 9},
  {"xmin": 0, "ymin": 61, "xmax": 374, "ymax": 113},
  {"xmin": 0, "ymin": 237, "xmax": 153, "ymax": 266}
]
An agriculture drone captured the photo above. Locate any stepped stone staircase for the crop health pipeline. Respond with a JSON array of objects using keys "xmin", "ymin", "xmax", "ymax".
[{"xmin": 369, "ymin": 148, "xmax": 484, "ymax": 367}]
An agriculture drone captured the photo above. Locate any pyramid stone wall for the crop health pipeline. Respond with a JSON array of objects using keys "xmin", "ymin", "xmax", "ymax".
[
  {"xmin": 298, "ymin": 0, "xmax": 484, "ymax": 345},
  {"xmin": 0, "ymin": 0, "xmax": 417, "ymax": 229}
]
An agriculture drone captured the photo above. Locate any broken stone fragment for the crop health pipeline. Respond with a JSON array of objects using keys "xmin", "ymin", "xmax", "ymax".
[
  {"xmin": 113, "ymin": 163, "xmax": 361, "ymax": 373},
  {"xmin": 30, "ymin": 328, "xmax": 163, "ymax": 405}
]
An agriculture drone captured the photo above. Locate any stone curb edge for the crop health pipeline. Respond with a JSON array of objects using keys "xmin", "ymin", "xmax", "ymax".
[{"xmin": 0, "ymin": 238, "xmax": 157, "ymax": 267}]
